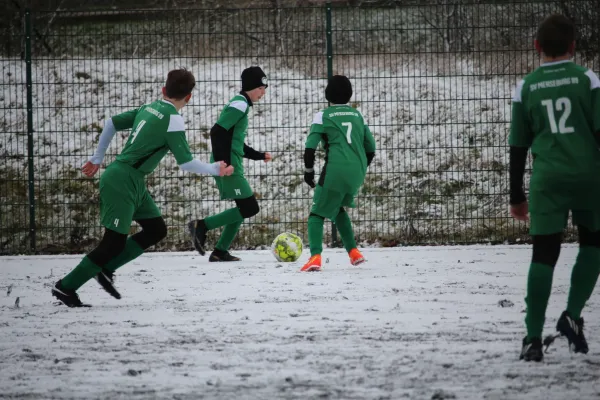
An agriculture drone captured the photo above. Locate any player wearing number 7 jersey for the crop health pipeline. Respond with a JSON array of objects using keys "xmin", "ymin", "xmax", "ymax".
[
  {"xmin": 510, "ymin": 15, "xmax": 600, "ymax": 361},
  {"xmin": 51, "ymin": 69, "xmax": 234, "ymax": 308},
  {"xmin": 300, "ymin": 75, "xmax": 376, "ymax": 272}
]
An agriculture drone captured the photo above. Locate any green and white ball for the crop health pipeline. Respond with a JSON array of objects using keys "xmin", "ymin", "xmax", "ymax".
[{"xmin": 271, "ymin": 232, "xmax": 303, "ymax": 262}]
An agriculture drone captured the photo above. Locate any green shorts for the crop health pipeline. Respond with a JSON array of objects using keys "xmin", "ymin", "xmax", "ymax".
[
  {"xmin": 99, "ymin": 162, "xmax": 161, "ymax": 234},
  {"xmin": 530, "ymin": 211, "xmax": 600, "ymax": 236},
  {"xmin": 529, "ymin": 184, "xmax": 600, "ymax": 235},
  {"xmin": 311, "ymin": 185, "xmax": 356, "ymax": 220},
  {"xmin": 214, "ymin": 175, "xmax": 254, "ymax": 200}
]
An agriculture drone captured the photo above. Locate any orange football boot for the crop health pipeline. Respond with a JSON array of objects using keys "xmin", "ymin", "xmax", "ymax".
[
  {"xmin": 349, "ymin": 248, "xmax": 365, "ymax": 265},
  {"xmin": 300, "ymin": 254, "xmax": 322, "ymax": 272}
]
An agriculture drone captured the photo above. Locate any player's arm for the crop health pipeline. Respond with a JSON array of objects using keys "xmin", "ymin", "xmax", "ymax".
[
  {"xmin": 210, "ymin": 99, "xmax": 247, "ymax": 165},
  {"xmin": 88, "ymin": 108, "xmax": 140, "ymax": 164},
  {"xmin": 83, "ymin": 107, "xmax": 142, "ymax": 177},
  {"xmin": 243, "ymin": 143, "xmax": 267, "ymax": 161},
  {"xmin": 363, "ymin": 124, "xmax": 376, "ymax": 167},
  {"xmin": 509, "ymin": 147, "xmax": 528, "ymax": 204},
  {"xmin": 303, "ymin": 111, "xmax": 325, "ymax": 188},
  {"xmin": 87, "ymin": 118, "xmax": 117, "ymax": 166},
  {"xmin": 167, "ymin": 115, "xmax": 232, "ymax": 177},
  {"xmin": 508, "ymin": 80, "xmax": 532, "ymax": 217}
]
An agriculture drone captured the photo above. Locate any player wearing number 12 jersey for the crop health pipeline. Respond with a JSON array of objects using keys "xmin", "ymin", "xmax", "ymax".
[
  {"xmin": 51, "ymin": 69, "xmax": 233, "ymax": 307},
  {"xmin": 509, "ymin": 15, "xmax": 600, "ymax": 361},
  {"xmin": 300, "ymin": 75, "xmax": 376, "ymax": 272}
]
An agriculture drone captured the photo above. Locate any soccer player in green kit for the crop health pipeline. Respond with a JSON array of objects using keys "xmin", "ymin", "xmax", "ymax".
[
  {"xmin": 51, "ymin": 69, "xmax": 233, "ymax": 307},
  {"xmin": 300, "ymin": 75, "xmax": 376, "ymax": 272},
  {"xmin": 510, "ymin": 15, "xmax": 600, "ymax": 361},
  {"xmin": 188, "ymin": 66, "xmax": 272, "ymax": 261}
]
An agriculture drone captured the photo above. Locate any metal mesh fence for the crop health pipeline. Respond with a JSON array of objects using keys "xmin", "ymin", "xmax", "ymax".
[{"xmin": 1, "ymin": 1, "xmax": 599, "ymax": 255}]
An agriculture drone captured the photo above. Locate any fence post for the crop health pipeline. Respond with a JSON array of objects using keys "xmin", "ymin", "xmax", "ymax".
[
  {"xmin": 326, "ymin": 2, "xmax": 333, "ymax": 79},
  {"xmin": 24, "ymin": 9, "xmax": 36, "ymax": 253},
  {"xmin": 325, "ymin": 2, "xmax": 338, "ymax": 247}
]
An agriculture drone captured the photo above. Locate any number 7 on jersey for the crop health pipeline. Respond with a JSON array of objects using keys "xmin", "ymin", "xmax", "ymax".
[{"xmin": 342, "ymin": 122, "xmax": 352, "ymax": 144}]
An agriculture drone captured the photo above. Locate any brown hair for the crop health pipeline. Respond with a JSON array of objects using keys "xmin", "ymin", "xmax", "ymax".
[
  {"xmin": 536, "ymin": 14, "xmax": 575, "ymax": 58},
  {"xmin": 164, "ymin": 68, "xmax": 196, "ymax": 100}
]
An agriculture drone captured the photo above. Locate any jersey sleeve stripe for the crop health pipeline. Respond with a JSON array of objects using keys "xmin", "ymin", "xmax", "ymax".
[
  {"xmin": 585, "ymin": 70, "xmax": 600, "ymax": 90},
  {"xmin": 512, "ymin": 79, "xmax": 525, "ymax": 103},
  {"xmin": 229, "ymin": 100, "xmax": 248, "ymax": 113},
  {"xmin": 167, "ymin": 114, "xmax": 186, "ymax": 132},
  {"xmin": 312, "ymin": 111, "xmax": 324, "ymax": 125}
]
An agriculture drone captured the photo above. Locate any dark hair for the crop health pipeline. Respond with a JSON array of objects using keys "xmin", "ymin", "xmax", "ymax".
[
  {"xmin": 325, "ymin": 75, "xmax": 353, "ymax": 104},
  {"xmin": 536, "ymin": 14, "xmax": 575, "ymax": 57},
  {"xmin": 164, "ymin": 68, "xmax": 196, "ymax": 100}
]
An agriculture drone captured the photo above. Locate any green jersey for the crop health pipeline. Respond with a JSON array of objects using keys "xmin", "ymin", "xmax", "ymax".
[
  {"xmin": 306, "ymin": 105, "xmax": 376, "ymax": 193},
  {"xmin": 112, "ymin": 99, "xmax": 194, "ymax": 175},
  {"xmin": 509, "ymin": 60, "xmax": 600, "ymax": 182},
  {"xmin": 211, "ymin": 94, "xmax": 251, "ymax": 176}
]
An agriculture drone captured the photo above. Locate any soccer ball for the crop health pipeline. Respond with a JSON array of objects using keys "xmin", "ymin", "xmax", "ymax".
[{"xmin": 271, "ymin": 232, "xmax": 303, "ymax": 262}]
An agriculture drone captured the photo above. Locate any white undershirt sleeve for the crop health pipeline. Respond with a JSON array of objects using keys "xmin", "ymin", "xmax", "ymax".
[
  {"xmin": 179, "ymin": 159, "xmax": 221, "ymax": 176},
  {"xmin": 88, "ymin": 118, "xmax": 117, "ymax": 164}
]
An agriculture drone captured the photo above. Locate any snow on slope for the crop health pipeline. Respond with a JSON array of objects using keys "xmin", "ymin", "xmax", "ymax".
[{"xmin": 1, "ymin": 56, "xmax": 515, "ymax": 252}]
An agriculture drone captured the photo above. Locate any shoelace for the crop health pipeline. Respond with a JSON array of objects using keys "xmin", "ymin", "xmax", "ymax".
[
  {"xmin": 543, "ymin": 333, "xmax": 561, "ymax": 353},
  {"xmin": 543, "ymin": 319, "xmax": 585, "ymax": 353}
]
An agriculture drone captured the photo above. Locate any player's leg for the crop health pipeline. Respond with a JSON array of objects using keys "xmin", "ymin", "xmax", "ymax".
[
  {"xmin": 52, "ymin": 228, "xmax": 128, "ymax": 307},
  {"xmin": 94, "ymin": 216, "xmax": 167, "ymax": 299},
  {"xmin": 520, "ymin": 231, "xmax": 561, "ymax": 361},
  {"xmin": 301, "ymin": 186, "xmax": 342, "ymax": 272},
  {"xmin": 519, "ymin": 211, "xmax": 566, "ymax": 361},
  {"xmin": 334, "ymin": 194, "xmax": 364, "ymax": 265},
  {"xmin": 52, "ymin": 167, "xmax": 135, "ymax": 306},
  {"xmin": 103, "ymin": 217, "xmax": 167, "ymax": 273},
  {"xmin": 552, "ymin": 213, "xmax": 600, "ymax": 353},
  {"xmin": 189, "ymin": 208, "xmax": 243, "ymax": 256},
  {"xmin": 567, "ymin": 224, "xmax": 600, "ymax": 320},
  {"xmin": 188, "ymin": 175, "xmax": 250, "ymax": 256},
  {"xmin": 209, "ymin": 196, "xmax": 259, "ymax": 262},
  {"xmin": 91, "ymin": 181, "xmax": 165, "ymax": 299},
  {"xmin": 302, "ymin": 213, "xmax": 325, "ymax": 272},
  {"xmin": 102, "ymin": 188, "xmax": 166, "ymax": 274}
]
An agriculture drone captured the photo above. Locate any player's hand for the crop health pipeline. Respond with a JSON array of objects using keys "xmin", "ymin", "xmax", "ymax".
[
  {"xmin": 304, "ymin": 169, "xmax": 315, "ymax": 188},
  {"xmin": 510, "ymin": 201, "xmax": 529, "ymax": 222},
  {"xmin": 264, "ymin": 152, "xmax": 272, "ymax": 163},
  {"xmin": 82, "ymin": 161, "xmax": 100, "ymax": 177},
  {"xmin": 219, "ymin": 161, "xmax": 234, "ymax": 176}
]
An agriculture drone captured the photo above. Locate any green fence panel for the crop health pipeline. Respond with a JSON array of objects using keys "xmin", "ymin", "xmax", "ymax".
[{"xmin": 1, "ymin": 1, "xmax": 598, "ymax": 255}]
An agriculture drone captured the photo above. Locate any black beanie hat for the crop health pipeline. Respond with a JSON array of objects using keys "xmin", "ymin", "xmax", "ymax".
[
  {"xmin": 325, "ymin": 75, "xmax": 352, "ymax": 104},
  {"xmin": 241, "ymin": 66, "xmax": 268, "ymax": 91}
]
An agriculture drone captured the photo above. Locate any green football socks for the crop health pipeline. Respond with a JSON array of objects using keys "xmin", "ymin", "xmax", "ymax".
[
  {"xmin": 334, "ymin": 210, "xmax": 357, "ymax": 252},
  {"xmin": 61, "ymin": 238, "xmax": 144, "ymax": 292},
  {"xmin": 309, "ymin": 211, "xmax": 357, "ymax": 256},
  {"xmin": 525, "ymin": 262, "xmax": 554, "ymax": 340},
  {"xmin": 204, "ymin": 207, "xmax": 245, "ymax": 252},
  {"xmin": 61, "ymin": 256, "xmax": 102, "ymax": 291},
  {"xmin": 566, "ymin": 246, "xmax": 600, "ymax": 319},
  {"xmin": 205, "ymin": 208, "xmax": 244, "ymax": 230},
  {"xmin": 525, "ymin": 247, "xmax": 600, "ymax": 340},
  {"xmin": 308, "ymin": 214, "xmax": 325, "ymax": 256},
  {"xmin": 104, "ymin": 238, "xmax": 145, "ymax": 273},
  {"xmin": 215, "ymin": 220, "xmax": 243, "ymax": 252}
]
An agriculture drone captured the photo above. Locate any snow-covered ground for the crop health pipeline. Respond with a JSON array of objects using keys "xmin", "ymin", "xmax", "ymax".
[{"xmin": 1, "ymin": 245, "xmax": 599, "ymax": 399}]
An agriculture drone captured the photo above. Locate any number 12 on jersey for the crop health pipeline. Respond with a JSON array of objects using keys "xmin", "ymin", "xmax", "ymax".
[{"xmin": 542, "ymin": 97, "xmax": 574, "ymax": 134}]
